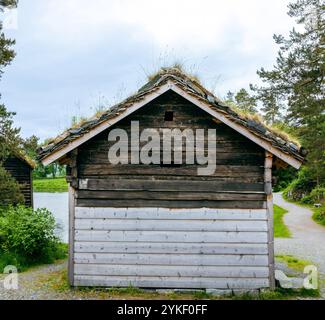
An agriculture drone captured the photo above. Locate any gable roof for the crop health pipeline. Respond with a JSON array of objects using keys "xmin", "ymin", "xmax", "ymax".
[
  {"xmin": 38, "ymin": 68, "xmax": 306, "ymax": 169},
  {"xmin": 8, "ymin": 151, "xmax": 36, "ymax": 169}
]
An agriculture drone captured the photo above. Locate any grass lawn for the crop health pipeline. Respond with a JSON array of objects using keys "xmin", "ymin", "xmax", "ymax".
[
  {"xmin": 275, "ymin": 255, "xmax": 313, "ymax": 272},
  {"xmin": 274, "ymin": 204, "xmax": 291, "ymax": 238},
  {"xmin": 33, "ymin": 177, "xmax": 68, "ymax": 192}
]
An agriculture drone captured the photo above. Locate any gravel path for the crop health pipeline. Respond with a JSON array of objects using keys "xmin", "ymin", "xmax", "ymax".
[{"xmin": 274, "ymin": 193, "xmax": 325, "ymax": 297}]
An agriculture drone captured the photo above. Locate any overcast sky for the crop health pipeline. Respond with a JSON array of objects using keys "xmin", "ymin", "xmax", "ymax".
[{"xmin": 1, "ymin": 0, "xmax": 296, "ymax": 141}]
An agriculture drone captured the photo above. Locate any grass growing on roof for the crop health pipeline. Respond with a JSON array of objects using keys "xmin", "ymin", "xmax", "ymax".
[
  {"xmin": 33, "ymin": 177, "xmax": 68, "ymax": 193},
  {"xmin": 147, "ymin": 62, "xmax": 201, "ymax": 84},
  {"xmin": 273, "ymin": 204, "xmax": 291, "ymax": 238}
]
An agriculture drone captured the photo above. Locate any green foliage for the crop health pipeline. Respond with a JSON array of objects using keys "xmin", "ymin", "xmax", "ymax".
[
  {"xmin": 273, "ymin": 167, "xmax": 297, "ymax": 192},
  {"xmin": 312, "ymin": 206, "xmax": 325, "ymax": 226},
  {"xmin": 0, "ymin": 164, "xmax": 24, "ymax": 206},
  {"xmin": 0, "ymin": 105, "xmax": 22, "ymax": 161},
  {"xmin": 252, "ymin": 0, "xmax": 325, "ymax": 186},
  {"xmin": 301, "ymin": 187, "xmax": 325, "ymax": 204},
  {"xmin": 33, "ymin": 162, "xmax": 66, "ymax": 179},
  {"xmin": 224, "ymin": 88, "xmax": 257, "ymax": 114},
  {"xmin": 276, "ymin": 255, "xmax": 312, "ymax": 272},
  {"xmin": 234, "ymin": 88, "xmax": 257, "ymax": 114},
  {"xmin": 0, "ymin": 206, "xmax": 67, "ymax": 270},
  {"xmin": 274, "ymin": 205, "xmax": 291, "ymax": 238},
  {"xmin": 33, "ymin": 177, "xmax": 68, "ymax": 193},
  {"xmin": 284, "ymin": 167, "xmax": 316, "ymax": 201}
]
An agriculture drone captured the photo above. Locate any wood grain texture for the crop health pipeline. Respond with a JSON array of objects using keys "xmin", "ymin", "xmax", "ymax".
[
  {"xmin": 75, "ymin": 91, "xmax": 266, "ymax": 209},
  {"xmin": 76, "ymin": 199, "xmax": 267, "ymax": 209},
  {"xmin": 74, "ymin": 253, "xmax": 269, "ymax": 266},
  {"xmin": 74, "ymin": 275, "xmax": 270, "ymax": 289},
  {"xmin": 265, "ymin": 151, "xmax": 275, "ymax": 290},
  {"xmin": 74, "ymin": 264, "xmax": 270, "ymax": 278},
  {"xmin": 74, "ymin": 242, "xmax": 269, "ymax": 255},
  {"xmin": 75, "ymin": 230, "xmax": 268, "ymax": 243},
  {"xmin": 3, "ymin": 156, "xmax": 33, "ymax": 207},
  {"xmin": 75, "ymin": 207, "xmax": 268, "ymax": 220},
  {"xmin": 75, "ymin": 218, "xmax": 268, "ymax": 232}
]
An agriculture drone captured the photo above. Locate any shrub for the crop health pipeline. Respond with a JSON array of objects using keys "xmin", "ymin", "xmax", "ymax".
[
  {"xmin": 0, "ymin": 164, "xmax": 24, "ymax": 207},
  {"xmin": 313, "ymin": 207, "xmax": 325, "ymax": 226},
  {"xmin": 284, "ymin": 167, "xmax": 316, "ymax": 201},
  {"xmin": 0, "ymin": 205, "xmax": 67, "ymax": 268},
  {"xmin": 309, "ymin": 187, "xmax": 325, "ymax": 203},
  {"xmin": 273, "ymin": 167, "xmax": 297, "ymax": 192}
]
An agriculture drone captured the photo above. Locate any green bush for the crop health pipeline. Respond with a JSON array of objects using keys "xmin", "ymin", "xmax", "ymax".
[
  {"xmin": 312, "ymin": 207, "xmax": 325, "ymax": 226},
  {"xmin": 0, "ymin": 206, "xmax": 67, "ymax": 269},
  {"xmin": 273, "ymin": 167, "xmax": 297, "ymax": 192},
  {"xmin": 284, "ymin": 167, "xmax": 316, "ymax": 201},
  {"xmin": 309, "ymin": 187, "xmax": 325, "ymax": 203}
]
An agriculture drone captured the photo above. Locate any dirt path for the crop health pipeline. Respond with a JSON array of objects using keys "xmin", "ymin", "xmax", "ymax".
[{"xmin": 274, "ymin": 193, "xmax": 325, "ymax": 296}]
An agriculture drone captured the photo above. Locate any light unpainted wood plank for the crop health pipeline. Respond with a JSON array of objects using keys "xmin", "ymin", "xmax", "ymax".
[
  {"xmin": 265, "ymin": 151, "xmax": 275, "ymax": 290},
  {"xmin": 74, "ymin": 275, "xmax": 270, "ymax": 289},
  {"xmin": 68, "ymin": 184, "xmax": 75, "ymax": 286},
  {"xmin": 74, "ymin": 264, "xmax": 270, "ymax": 278},
  {"xmin": 75, "ymin": 207, "xmax": 268, "ymax": 220},
  {"xmin": 74, "ymin": 253, "xmax": 269, "ymax": 266},
  {"xmin": 74, "ymin": 242, "xmax": 269, "ymax": 255},
  {"xmin": 74, "ymin": 218, "xmax": 268, "ymax": 232},
  {"xmin": 74, "ymin": 230, "xmax": 268, "ymax": 243}
]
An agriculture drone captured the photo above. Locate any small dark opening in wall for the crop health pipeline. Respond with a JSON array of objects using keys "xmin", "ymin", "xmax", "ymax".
[
  {"xmin": 160, "ymin": 161, "xmax": 181, "ymax": 168},
  {"xmin": 164, "ymin": 111, "xmax": 174, "ymax": 121}
]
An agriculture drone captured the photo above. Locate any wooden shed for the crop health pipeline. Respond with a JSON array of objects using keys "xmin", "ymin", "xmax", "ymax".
[
  {"xmin": 3, "ymin": 153, "xmax": 35, "ymax": 207},
  {"xmin": 38, "ymin": 68, "xmax": 305, "ymax": 291}
]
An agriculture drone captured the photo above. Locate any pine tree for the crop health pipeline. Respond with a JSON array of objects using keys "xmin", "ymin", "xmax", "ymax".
[
  {"xmin": 234, "ymin": 88, "xmax": 257, "ymax": 114},
  {"xmin": 0, "ymin": 0, "xmax": 23, "ymax": 206},
  {"xmin": 0, "ymin": 0, "xmax": 21, "ymax": 161},
  {"xmin": 253, "ymin": 0, "xmax": 325, "ymax": 185}
]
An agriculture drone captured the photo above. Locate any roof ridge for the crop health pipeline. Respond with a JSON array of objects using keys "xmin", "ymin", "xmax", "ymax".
[{"xmin": 38, "ymin": 68, "xmax": 306, "ymax": 164}]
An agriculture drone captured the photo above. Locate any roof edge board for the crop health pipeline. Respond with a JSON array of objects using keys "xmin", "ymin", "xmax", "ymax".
[{"xmin": 41, "ymin": 80, "xmax": 302, "ymax": 169}]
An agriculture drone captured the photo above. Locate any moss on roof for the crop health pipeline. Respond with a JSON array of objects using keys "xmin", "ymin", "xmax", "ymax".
[{"xmin": 38, "ymin": 67, "xmax": 305, "ymax": 163}]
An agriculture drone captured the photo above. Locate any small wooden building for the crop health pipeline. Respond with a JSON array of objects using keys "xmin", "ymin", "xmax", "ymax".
[
  {"xmin": 39, "ymin": 68, "xmax": 305, "ymax": 291},
  {"xmin": 3, "ymin": 153, "xmax": 35, "ymax": 207}
]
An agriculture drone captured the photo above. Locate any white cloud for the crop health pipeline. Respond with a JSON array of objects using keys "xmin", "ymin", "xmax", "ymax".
[
  {"xmin": 5, "ymin": 0, "xmax": 298, "ymax": 140},
  {"xmin": 35, "ymin": 0, "xmax": 294, "ymax": 53}
]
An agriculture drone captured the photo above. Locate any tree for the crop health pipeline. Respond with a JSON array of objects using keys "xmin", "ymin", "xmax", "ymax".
[
  {"xmin": 0, "ymin": 0, "xmax": 17, "ymax": 79},
  {"xmin": 0, "ymin": 105, "xmax": 22, "ymax": 161},
  {"xmin": 0, "ymin": 0, "xmax": 23, "ymax": 206},
  {"xmin": 23, "ymin": 135, "xmax": 39, "ymax": 160},
  {"xmin": 234, "ymin": 88, "xmax": 257, "ymax": 114},
  {"xmin": 0, "ymin": 0, "xmax": 20, "ymax": 162},
  {"xmin": 252, "ymin": 0, "xmax": 325, "ymax": 186},
  {"xmin": 259, "ymin": 91, "xmax": 284, "ymax": 124},
  {"xmin": 225, "ymin": 91, "xmax": 235, "ymax": 103}
]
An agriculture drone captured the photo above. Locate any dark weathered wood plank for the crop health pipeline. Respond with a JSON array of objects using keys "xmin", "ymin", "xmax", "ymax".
[
  {"xmin": 79, "ymin": 178, "xmax": 265, "ymax": 192},
  {"xmin": 76, "ymin": 199, "xmax": 266, "ymax": 209}
]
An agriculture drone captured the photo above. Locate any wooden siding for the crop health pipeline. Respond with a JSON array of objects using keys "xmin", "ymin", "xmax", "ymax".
[
  {"xmin": 75, "ymin": 91, "xmax": 266, "ymax": 209},
  {"xmin": 3, "ymin": 156, "xmax": 33, "ymax": 207},
  {"xmin": 73, "ymin": 207, "xmax": 270, "ymax": 289}
]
